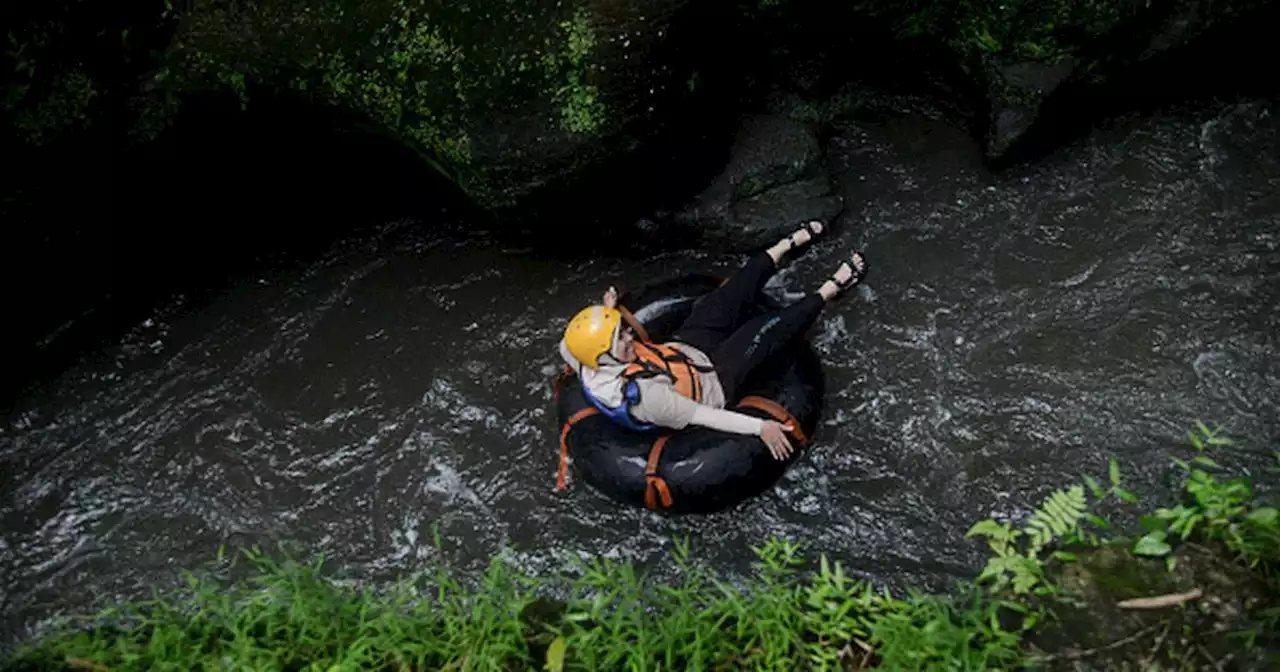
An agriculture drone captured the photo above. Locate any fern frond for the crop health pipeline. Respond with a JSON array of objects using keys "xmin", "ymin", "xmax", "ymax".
[
  {"xmin": 1010, "ymin": 556, "xmax": 1044, "ymax": 595},
  {"xmin": 1023, "ymin": 486, "xmax": 1087, "ymax": 556},
  {"xmin": 973, "ymin": 486, "xmax": 1089, "ymax": 595},
  {"xmin": 967, "ymin": 519, "xmax": 1019, "ymax": 556},
  {"xmin": 1026, "ymin": 518, "xmax": 1052, "ymax": 555},
  {"xmin": 976, "ymin": 555, "xmax": 1019, "ymax": 591}
]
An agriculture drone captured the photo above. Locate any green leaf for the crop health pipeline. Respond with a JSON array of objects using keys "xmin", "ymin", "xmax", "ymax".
[
  {"xmin": 1155, "ymin": 506, "xmax": 1182, "ymax": 521},
  {"xmin": 1113, "ymin": 487, "xmax": 1139, "ymax": 504},
  {"xmin": 1166, "ymin": 556, "xmax": 1178, "ymax": 573},
  {"xmin": 1193, "ymin": 456, "xmax": 1220, "ymax": 469},
  {"xmin": 1085, "ymin": 513, "xmax": 1111, "ymax": 530},
  {"xmin": 1083, "ymin": 474, "xmax": 1104, "ymax": 499},
  {"xmin": 1195, "ymin": 420, "xmax": 1225, "ymax": 443},
  {"xmin": 976, "ymin": 556, "xmax": 1012, "ymax": 584},
  {"xmin": 1171, "ymin": 511, "xmax": 1202, "ymax": 539},
  {"xmin": 1010, "ymin": 573, "xmax": 1035, "ymax": 595},
  {"xmin": 1109, "ymin": 458, "xmax": 1121, "ymax": 486},
  {"xmin": 1052, "ymin": 551, "xmax": 1077, "ymax": 562},
  {"xmin": 1139, "ymin": 515, "xmax": 1168, "ymax": 532},
  {"xmin": 545, "ymin": 636, "xmax": 566, "ymax": 672},
  {"xmin": 966, "ymin": 520, "xmax": 1009, "ymax": 539},
  {"xmin": 1133, "ymin": 531, "xmax": 1171, "ymax": 557},
  {"xmin": 1247, "ymin": 507, "xmax": 1277, "ymax": 527}
]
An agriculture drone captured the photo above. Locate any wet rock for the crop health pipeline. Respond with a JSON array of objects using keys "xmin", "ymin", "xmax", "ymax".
[
  {"xmin": 724, "ymin": 178, "xmax": 844, "ymax": 247},
  {"xmin": 972, "ymin": 0, "xmax": 1273, "ymax": 161},
  {"xmin": 661, "ymin": 114, "xmax": 843, "ymax": 251},
  {"xmin": 983, "ymin": 58, "xmax": 1077, "ymax": 161}
]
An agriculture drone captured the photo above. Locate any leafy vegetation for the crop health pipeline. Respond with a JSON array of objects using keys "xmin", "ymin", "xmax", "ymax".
[
  {"xmin": 2, "ymin": 0, "xmax": 619, "ymax": 208},
  {"xmin": 4, "ymin": 423, "xmax": 1277, "ymax": 670},
  {"xmin": 541, "ymin": 9, "xmax": 606, "ymax": 136},
  {"xmin": 967, "ymin": 484, "xmax": 1088, "ymax": 595},
  {"xmin": 898, "ymin": 0, "xmax": 1134, "ymax": 62},
  {"xmin": 1133, "ymin": 423, "xmax": 1280, "ymax": 569}
]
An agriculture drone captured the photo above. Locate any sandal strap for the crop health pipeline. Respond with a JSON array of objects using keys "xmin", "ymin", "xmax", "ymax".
[
  {"xmin": 786, "ymin": 221, "xmax": 823, "ymax": 250},
  {"xmin": 831, "ymin": 258, "xmax": 867, "ymax": 289}
]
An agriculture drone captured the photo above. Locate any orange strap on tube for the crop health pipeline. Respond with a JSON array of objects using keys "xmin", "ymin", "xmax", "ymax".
[
  {"xmin": 643, "ymin": 434, "xmax": 675, "ymax": 509},
  {"xmin": 736, "ymin": 396, "xmax": 807, "ymax": 446},
  {"xmin": 556, "ymin": 407, "xmax": 600, "ymax": 490}
]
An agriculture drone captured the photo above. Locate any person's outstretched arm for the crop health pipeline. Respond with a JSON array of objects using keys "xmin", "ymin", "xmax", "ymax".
[{"xmin": 633, "ymin": 380, "xmax": 795, "ymax": 459}]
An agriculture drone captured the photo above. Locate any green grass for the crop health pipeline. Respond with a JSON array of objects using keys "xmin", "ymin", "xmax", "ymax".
[
  {"xmin": 2, "ymin": 539, "xmax": 1030, "ymax": 671},
  {"xmin": 4, "ymin": 423, "xmax": 1277, "ymax": 671}
]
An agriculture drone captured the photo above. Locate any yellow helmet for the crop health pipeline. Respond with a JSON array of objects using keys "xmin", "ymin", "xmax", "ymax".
[{"xmin": 564, "ymin": 305, "xmax": 621, "ymax": 369}]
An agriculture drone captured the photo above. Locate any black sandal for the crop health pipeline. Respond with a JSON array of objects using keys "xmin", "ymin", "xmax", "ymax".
[
  {"xmin": 831, "ymin": 252, "xmax": 868, "ymax": 291},
  {"xmin": 784, "ymin": 220, "xmax": 825, "ymax": 253}
]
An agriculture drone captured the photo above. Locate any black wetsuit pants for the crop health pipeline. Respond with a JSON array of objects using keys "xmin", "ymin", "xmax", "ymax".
[{"xmin": 671, "ymin": 252, "xmax": 825, "ymax": 402}]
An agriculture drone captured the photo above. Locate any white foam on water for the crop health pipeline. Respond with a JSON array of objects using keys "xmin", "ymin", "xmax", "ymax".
[{"xmin": 422, "ymin": 460, "xmax": 487, "ymax": 512}]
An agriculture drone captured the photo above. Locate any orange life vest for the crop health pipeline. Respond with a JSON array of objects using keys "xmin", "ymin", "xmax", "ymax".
[{"xmin": 622, "ymin": 341, "xmax": 713, "ymax": 403}]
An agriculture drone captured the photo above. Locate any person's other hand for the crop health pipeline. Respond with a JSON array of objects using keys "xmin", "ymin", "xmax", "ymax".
[
  {"xmin": 603, "ymin": 286, "xmax": 619, "ymax": 309},
  {"xmin": 760, "ymin": 421, "xmax": 794, "ymax": 460}
]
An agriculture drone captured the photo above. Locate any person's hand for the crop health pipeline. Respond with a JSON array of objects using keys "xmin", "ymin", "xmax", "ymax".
[
  {"xmin": 603, "ymin": 286, "xmax": 619, "ymax": 309},
  {"xmin": 760, "ymin": 420, "xmax": 794, "ymax": 460}
]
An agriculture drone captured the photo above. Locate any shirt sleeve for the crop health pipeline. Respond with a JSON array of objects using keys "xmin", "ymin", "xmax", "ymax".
[{"xmin": 689, "ymin": 406, "xmax": 765, "ymax": 436}]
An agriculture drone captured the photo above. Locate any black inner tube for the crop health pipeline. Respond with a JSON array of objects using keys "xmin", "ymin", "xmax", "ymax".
[{"xmin": 555, "ymin": 273, "xmax": 826, "ymax": 515}]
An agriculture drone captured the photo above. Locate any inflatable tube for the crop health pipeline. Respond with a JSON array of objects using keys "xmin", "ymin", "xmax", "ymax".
[{"xmin": 554, "ymin": 273, "xmax": 825, "ymax": 514}]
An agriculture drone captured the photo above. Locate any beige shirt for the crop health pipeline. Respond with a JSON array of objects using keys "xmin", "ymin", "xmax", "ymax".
[{"xmin": 558, "ymin": 339, "xmax": 764, "ymax": 436}]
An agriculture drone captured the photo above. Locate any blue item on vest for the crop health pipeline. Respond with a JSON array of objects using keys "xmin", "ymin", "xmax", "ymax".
[{"xmin": 580, "ymin": 379, "xmax": 663, "ymax": 434}]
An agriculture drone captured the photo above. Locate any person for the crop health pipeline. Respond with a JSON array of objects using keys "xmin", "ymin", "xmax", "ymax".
[{"xmin": 558, "ymin": 221, "xmax": 866, "ymax": 461}]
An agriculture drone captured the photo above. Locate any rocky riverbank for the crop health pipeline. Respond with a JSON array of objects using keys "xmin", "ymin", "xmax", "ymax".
[{"xmin": 5, "ymin": 0, "xmax": 1276, "ymax": 218}]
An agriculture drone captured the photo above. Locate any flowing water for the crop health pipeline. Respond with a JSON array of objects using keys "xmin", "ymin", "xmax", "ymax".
[{"xmin": 2, "ymin": 95, "xmax": 1278, "ymax": 646}]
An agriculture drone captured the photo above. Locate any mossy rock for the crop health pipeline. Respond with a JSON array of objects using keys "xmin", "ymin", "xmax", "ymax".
[
  {"xmin": 1029, "ymin": 539, "xmax": 1275, "ymax": 670},
  {"xmin": 145, "ymin": 0, "xmax": 742, "ymax": 209}
]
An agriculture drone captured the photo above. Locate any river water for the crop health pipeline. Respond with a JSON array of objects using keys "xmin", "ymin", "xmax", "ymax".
[{"xmin": 2, "ymin": 95, "xmax": 1277, "ymax": 646}]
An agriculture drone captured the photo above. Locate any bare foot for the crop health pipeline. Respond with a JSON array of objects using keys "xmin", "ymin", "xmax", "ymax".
[
  {"xmin": 766, "ymin": 220, "xmax": 825, "ymax": 264},
  {"xmin": 818, "ymin": 252, "xmax": 867, "ymax": 301}
]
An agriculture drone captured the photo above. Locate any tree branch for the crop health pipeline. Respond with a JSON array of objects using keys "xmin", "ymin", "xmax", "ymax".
[{"xmin": 1117, "ymin": 588, "xmax": 1202, "ymax": 610}]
